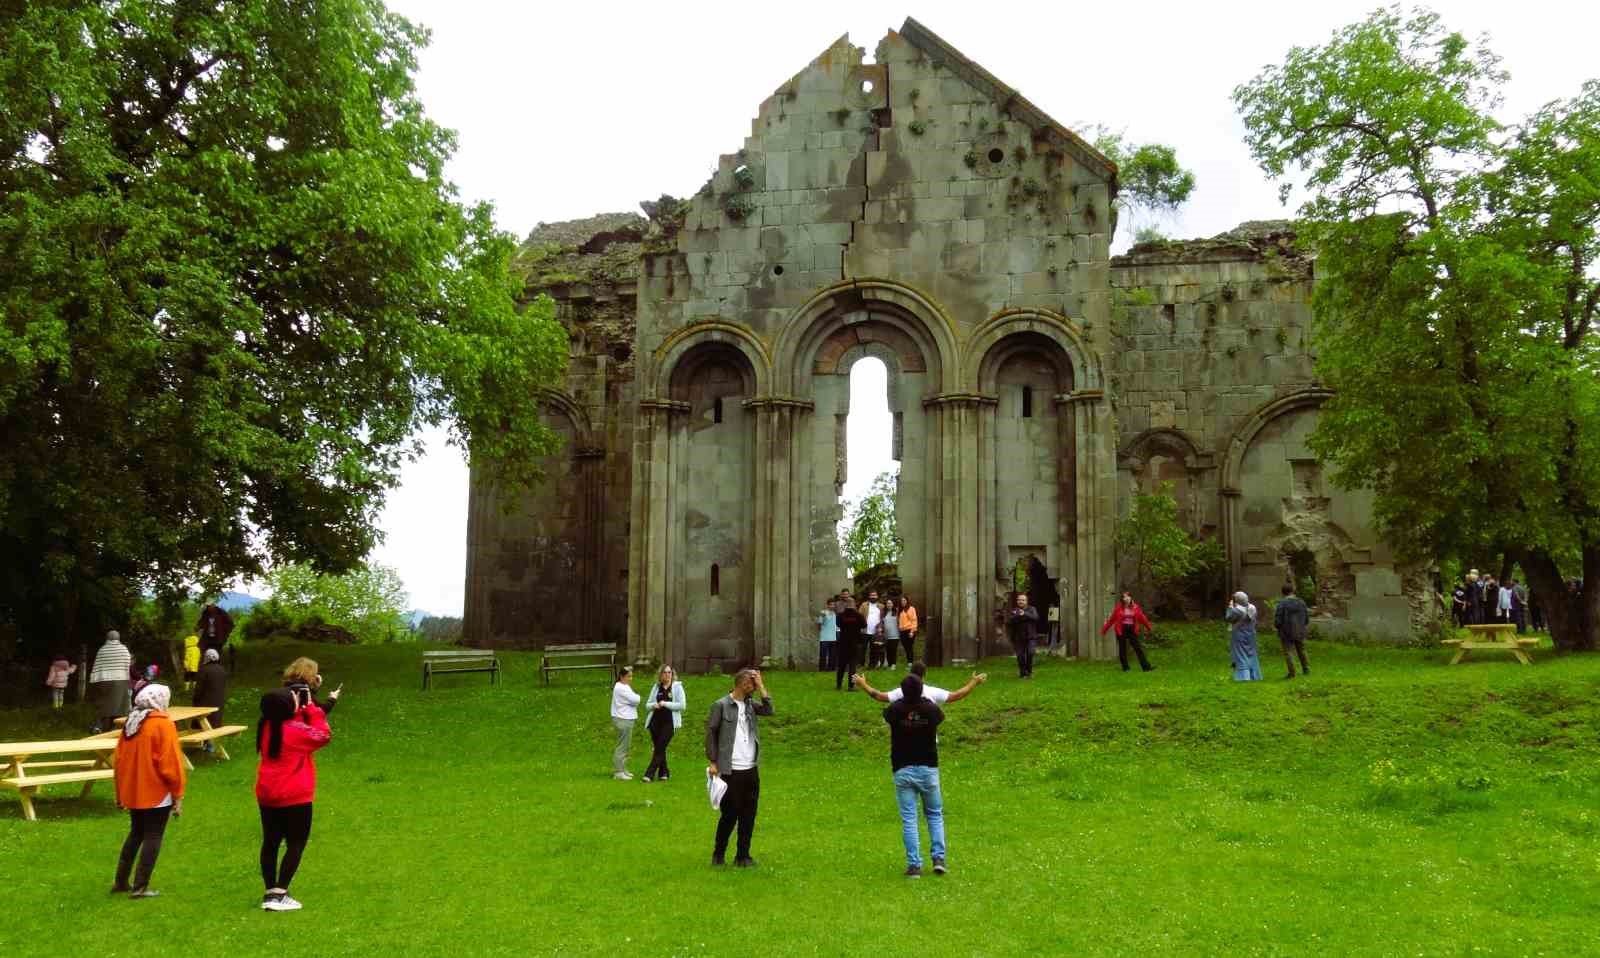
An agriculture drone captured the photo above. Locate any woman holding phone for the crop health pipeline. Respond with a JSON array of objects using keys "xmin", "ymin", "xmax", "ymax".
[{"xmin": 256, "ymin": 658, "xmax": 340, "ymax": 912}]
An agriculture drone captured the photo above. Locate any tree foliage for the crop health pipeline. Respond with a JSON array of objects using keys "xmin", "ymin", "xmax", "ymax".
[
  {"xmin": 840, "ymin": 472, "xmax": 902, "ymax": 575},
  {"xmin": 0, "ymin": 1, "xmax": 567, "ymax": 653},
  {"xmin": 1233, "ymin": 7, "xmax": 1600, "ymax": 649},
  {"xmin": 1114, "ymin": 484, "xmax": 1221, "ymax": 607},
  {"xmin": 265, "ymin": 562, "xmax": 410, "ymax": 645},
  {"xmin": 1089, "ymin": 127, "xmax": 1198, "ymax": 238}
]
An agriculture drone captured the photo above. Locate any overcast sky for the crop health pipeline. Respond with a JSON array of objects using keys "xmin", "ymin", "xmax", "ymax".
[{"xmin": 367, "ymin": 0, "xmax": 1599, "ymax": 615}]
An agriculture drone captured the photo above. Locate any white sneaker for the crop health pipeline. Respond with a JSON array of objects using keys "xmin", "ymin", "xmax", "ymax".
[
  {"xmin": 263, "ymin": 894, "xmax": 302, "ymax": 912},
  {"xmin": 614, "ymin": 771, "xmax": 633, "ymax": 780}
]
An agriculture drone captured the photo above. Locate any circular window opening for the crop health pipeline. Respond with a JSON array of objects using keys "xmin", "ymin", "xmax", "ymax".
[
  {"xmin": 987, "ymin": 147, "xmax": 1005, "ymax": 164},
  {"xmin": 773, "ymin": 264, "xmax": 785, "ymax": 276},
  {"xmin": 611, "ymin": 344, "xmax": 632, "ymax": 363},
  {"xmin": 861, "ymin": 80, "xmax": 874, "ymax": 94}
]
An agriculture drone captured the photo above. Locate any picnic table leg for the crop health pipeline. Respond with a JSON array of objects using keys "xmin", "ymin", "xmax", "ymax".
[
  {"xmin": 17, "ymin": 786, "xmax": 38, "ymax": 822},
  {"xmin": 1513, "ymin": 648, "xmax": 1532, "ymax": 665}
]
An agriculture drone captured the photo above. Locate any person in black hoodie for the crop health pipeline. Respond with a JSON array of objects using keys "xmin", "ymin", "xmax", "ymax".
[
  {"xmin": 880, "ymin": 674, "xmax": 947, "ymax": 878},
  {"xmin": 835, "ymin": 594, "xmax": 867, "ymax": 691}
]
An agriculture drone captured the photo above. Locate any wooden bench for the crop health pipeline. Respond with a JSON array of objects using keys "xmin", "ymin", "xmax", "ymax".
[
  {"xmin": 1, "ymin": 739, "xmax": 120, "ymax": 821},
  {"xmin": 180, "ymin": 724, "xmax": 249, "ymax": 761},
  {"xmin": 541, "ymin": 643, "xmax": 618, "ymax": 685},
  {"xmin": 422, "ymin": 649, "xmax": 501, "ymax": 691}
]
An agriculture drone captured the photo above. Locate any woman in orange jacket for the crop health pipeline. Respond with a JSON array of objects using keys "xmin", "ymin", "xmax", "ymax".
[
  {"xmin": 1099, "ymin": 591, "xmax": 1156, "ymax": 673},
  {"xmin": 112, "ymin": 684, "xmax": 187, "ymax": 898},
  {"xmin": 896, "ymin": 596, "xmax": 919, "ymax": 664}
]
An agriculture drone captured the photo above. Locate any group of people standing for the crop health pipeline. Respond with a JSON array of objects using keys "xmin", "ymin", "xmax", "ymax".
[
  {"xmin": 818, "ymin": 590, "xmax": 918, "ymax": 689},
  {"xmin": 105, "ymin": 655, "xmax": 339, "ymax": 911},
  {"xmin": 1451, "ymin": 569, "xmax": 1534, "ymax": 633}
]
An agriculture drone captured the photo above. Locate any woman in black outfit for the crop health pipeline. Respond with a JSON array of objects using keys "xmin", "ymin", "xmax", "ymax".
[{"xmin": 640, "ymin": 665, "xmax": 685, "ymax": 782}]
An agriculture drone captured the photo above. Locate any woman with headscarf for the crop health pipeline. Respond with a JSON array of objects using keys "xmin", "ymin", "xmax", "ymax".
[
  {"xmin": 1225, "ymin": 592, "xmax": 1263, "ymax": 682},
  {"xmin": 88, "ymin": 630, "xmax": 132, "ymax": 733},
  {"xmin": 255, "ymin": 684, "xmax": 332, "ymax": 912},
  {"xmin": 111, "ymin": 684, "xmax": 186, "ymax": 898},
  {"xmin": 191, "ymin": 648, "xmax": 229, "ymax": 752}
]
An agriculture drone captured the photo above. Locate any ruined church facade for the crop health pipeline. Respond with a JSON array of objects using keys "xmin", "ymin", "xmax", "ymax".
[{"xmin": 463, "ymin": 19, "xmax": 1427, "ymax": 668}]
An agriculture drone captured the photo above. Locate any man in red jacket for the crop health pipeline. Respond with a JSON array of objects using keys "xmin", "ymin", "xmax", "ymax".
[
  {"xmin": 255, "ymin": 686, "xmax": 333, "ymax": 912},
  {"xmin": 1099, "ymin": 591, "xmax": 1156, "ymax": 673}
]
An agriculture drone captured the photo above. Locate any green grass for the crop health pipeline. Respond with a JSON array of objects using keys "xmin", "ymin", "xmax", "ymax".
[{"xmin": 3, "ymin": 624, "xmax": 1599, "ymax": 956}]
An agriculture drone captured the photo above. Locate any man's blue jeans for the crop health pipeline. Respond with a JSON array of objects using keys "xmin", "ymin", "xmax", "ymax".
[{"xmin": 893, "ymin": 765, "xmax": 946, "ymax": 868}]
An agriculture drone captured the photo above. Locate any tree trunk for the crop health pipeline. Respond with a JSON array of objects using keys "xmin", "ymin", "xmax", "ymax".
[{"xmin": 1518, "ymin": 547, "xmax": 1597, "ymax": 651}]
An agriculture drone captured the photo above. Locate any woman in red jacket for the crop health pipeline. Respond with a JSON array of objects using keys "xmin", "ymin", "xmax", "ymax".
[
  {"xmin": 255, "ymin": 684, "xmax": 331, "ymax": 912},
  {"xmin": 1099, "ymin": 591, "xmax": 1156, "ymax": 673}
]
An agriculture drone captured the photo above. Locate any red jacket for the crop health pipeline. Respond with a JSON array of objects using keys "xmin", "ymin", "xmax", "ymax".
[
  {"xmin": 1100, "ymin": 602, "xmax": 1153, "ymax": 636},
  {"xmin": 255, "ymin": 703, "xmax": 331, "ymax": 807}
]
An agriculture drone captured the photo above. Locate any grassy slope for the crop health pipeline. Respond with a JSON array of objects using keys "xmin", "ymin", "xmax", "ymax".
[{"xmin": 2, "ymin": 625, "xmax": 1598, "ymax": 957}]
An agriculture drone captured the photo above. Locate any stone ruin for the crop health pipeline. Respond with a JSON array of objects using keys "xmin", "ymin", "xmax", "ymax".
[{"xmin": 462, "ymin": 18, "xmax": 1430, "ymax": 669}]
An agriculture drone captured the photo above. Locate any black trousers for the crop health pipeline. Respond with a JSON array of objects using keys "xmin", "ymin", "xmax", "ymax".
[
  {"xmin": 901, "ymin": 631, "xmax": 916, "ymax": 663},
  {"xmin": 885, "ymin": 635, "xmax": 899, "ymax": 667},
  {"xmin": 260, "ymin": 803, "xmax": 314, "ymax": 891},
  {"xmin": 1012, "ymin": 637, "xmax": 1034, "ymax": 676},
  {"xmin": 1280, "ymin": 638, "xmax": 1310, "ymax": 675},
  {"xmin": 115, "ymin": 806, "xmax": 172, "ymax": 890},
  {"xmin": 643, "ymin": 715, "xmax": 675, "ymax": 779},
  {"xmin": 1117, "ymin": 625, "xmax": 1153, "ymax": 672},
  {"xmin": 835, "ymin": 637, "xmax": 859, "ymax": 689},
  {"xmin": 714, "ymin": 768, "xmax": 760, "ymax": 860}
]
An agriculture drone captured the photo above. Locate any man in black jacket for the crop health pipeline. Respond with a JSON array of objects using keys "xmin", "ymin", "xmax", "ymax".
[
  {"xmin": 1006, "ymin": 593, "xmax": 1040, "ymax": 678},
  {"xmin": 1273, "ymin": 583, "xmax": 1311, "ymax": 679},
  {"xmin": 880, "ymin": 674, "xmax": 947, "ymax": 877},
  {"xmin": 835, "ymin": 593, "xmax": 866, "ymax": 691}
]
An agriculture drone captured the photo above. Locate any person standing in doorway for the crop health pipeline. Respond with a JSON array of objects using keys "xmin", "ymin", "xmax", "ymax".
[
  {"xmin": 111, "ymin": 684, "xmax": 185, "ymax": 899},
  {"xmin": 1098, "ymin": 591, "xmax": 1156, "ymax": 673},
  {"xmin": 610, "ymin": 666, "xmax": 639, "ymax": 780},
  {"xmin": 816, "ymin": 600, "xmax": 837, "ymax": 672},
  {"xmin": 706, "ymin": 668, "xmax": 773, "ymax": 867},
  {"xmin": 836, "ymin": 594, "xmax": 866, "ymax": 691},
  {"xmin": 1006, "ymin": 593, "xmax": 1041, "ymax": 678},
  {"xmin": 641, "ymin": 665, "xmax": 686, "ymax": 783},
  {"xmin": 882, "ymin": 596, "xmax": 902, "ymax": 667},
  {"xmin": 1225, "ymin": 592, "xmax": 1263, "ymax": 682},
  {"xmin": 896, "ymin": 595, "xmax": 918, "ymax": 664},
  {"xmin": 1273, "ymin": 583, "xmax": 1311, "ymax": 678},
  {"xmin": 861, "ymin": 590, "xmax": 885, "ymax": 669}
]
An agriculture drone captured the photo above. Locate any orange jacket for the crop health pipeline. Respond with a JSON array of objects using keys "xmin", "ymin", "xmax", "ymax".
[
  {"xmin": 898, "ymin": 606, "xmax": 918, "ymax": 632},
  {"xmin": 114, "ymin": 713, "xmax": 187, "ymax": 809}
]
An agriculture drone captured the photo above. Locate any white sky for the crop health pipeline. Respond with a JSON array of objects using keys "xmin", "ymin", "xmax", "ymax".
[{"xmin": 367, "ymin": 0, "xmax": 1598, "ymax": 614}]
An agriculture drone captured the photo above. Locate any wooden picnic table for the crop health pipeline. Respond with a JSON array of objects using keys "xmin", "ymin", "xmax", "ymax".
[
  {"xmin": 110, "ymin": 706, "xmax": 247, "ymax": 763},
  {"xmin": 1, "ymin": 738, "xmax": 120, "ymax": 822},
  {"xmin": 1441, "ymin": 623, "xmax": 1539, "ymax": 665}
]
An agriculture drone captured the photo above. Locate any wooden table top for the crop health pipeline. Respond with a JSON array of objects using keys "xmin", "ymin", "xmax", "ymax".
[{"xmin": 0, "ymin": 739, "xmax": 120, "ymax": 757}]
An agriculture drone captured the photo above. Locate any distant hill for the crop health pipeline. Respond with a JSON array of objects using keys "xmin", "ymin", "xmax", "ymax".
[{"xmin": 218, "ymin": 591, "xmax": 262, "ymax": 612}]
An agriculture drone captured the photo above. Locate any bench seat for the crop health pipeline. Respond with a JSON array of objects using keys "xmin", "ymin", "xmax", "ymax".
[
  {"xmin": 3, "ymin": 768, "xmax": 113, "ymax": 789},
  {"xmin": 422, "ymin": 649, "xmax": 500, "ymax": 691},
  {"xmin": 541, "ymin": 643, "xmax": 617, "ymax": 685}
]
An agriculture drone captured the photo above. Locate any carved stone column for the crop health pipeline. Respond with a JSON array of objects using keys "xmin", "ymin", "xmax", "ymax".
[
  {"xmin": 628, "ymin": 399, "xmax": 689, "ymax": 666},
  {"xmin": 1064, "ymin": 389, "xmax": 1117, "ymax": 661}
]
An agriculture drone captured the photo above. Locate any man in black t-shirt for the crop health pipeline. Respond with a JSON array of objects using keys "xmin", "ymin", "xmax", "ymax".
[{"xmin": 881, "ymin": 674, "xmax": 947, "ymax": 877}]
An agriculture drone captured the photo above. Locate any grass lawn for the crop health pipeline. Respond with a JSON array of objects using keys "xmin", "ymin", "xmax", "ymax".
[{"xmin": 2, "ymin": 623, "xmax": 1599, "ymax": 956}]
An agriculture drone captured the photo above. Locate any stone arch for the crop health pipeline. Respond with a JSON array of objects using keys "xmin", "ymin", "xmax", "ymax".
[
  {"xmin": 1118, "ymin": 427, "xmax": 1202, "ymax": 471},
  {"xmin": 772, "ymin": 279, "xmax": 959, "ymax": 396},
  {"xmin": 1220, "ymin": 389, "xmax": 1334, "ymax": 492},
  {"xmin": 648, "ymin": 321, "xmax": 771, "ymax": 401},
  {"xmin": 966, "ymin": 308, "xmax": 1099, "ymax": 394},
  {"xmin": 534, "ymin": 388, "xmax": 595, "ymax": 451}
]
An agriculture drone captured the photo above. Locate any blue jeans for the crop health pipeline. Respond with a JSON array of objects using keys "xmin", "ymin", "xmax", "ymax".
[{"xmin": 893, "ymin": 766, "xmax": 946, "ymax": 868}]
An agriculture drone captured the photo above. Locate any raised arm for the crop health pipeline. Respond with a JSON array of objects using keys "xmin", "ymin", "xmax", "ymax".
[
  {"xmin": 852, "ymin": 672, "xmax": 891, "ymax": 702},
  {"xmin": 944, "ymin": 672, "xmax": 988, "ymax": 703}
]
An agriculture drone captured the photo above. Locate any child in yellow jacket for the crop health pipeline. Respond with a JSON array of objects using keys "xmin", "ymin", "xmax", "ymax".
[{"xmin": 182, "ymin": 635, "xmax": 201, "ymax": 690}]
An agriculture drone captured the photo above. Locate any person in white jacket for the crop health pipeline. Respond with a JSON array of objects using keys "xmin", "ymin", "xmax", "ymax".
[
  {"xmin": 640, "ymin": 665, "xmax": 687, "ymax": 782},
  {"xmin": 610, "ymin": 667, "xmax": 641, "ymax": 780}
]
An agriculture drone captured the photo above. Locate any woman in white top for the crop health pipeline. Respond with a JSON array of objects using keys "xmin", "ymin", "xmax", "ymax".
[
  {"xmin": 610, "ymin": 667, "xmax": 640, "ymax": 780},
  {"xmin": 641, "ymin": 665, "xmax": 687, "ymax": 782}
]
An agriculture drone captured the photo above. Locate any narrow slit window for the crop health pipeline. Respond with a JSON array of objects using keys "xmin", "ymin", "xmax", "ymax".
[
  {"xmin": 710, "ymin": 563, "xmax": 720, "ymax": 596},
  {"xmin": 1022, "ymin": 386, "xmax": 1034, "ymax": 418},
  {"xmin": 713, "ymin": 397, "xmax": 723, "ymax": 423}
]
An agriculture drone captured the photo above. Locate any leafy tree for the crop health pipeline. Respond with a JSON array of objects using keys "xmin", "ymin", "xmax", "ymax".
[
  {"xmin": 1087, "ymin": 127, "xmax": 1198, "ymax": 239},
  {"xmin": 0, "ymin": 2, "xmax": 567, "ymax": 654},
  {"xmin": 266, "ymin": 562, "xmax": 410, "ymax": 644},
  {"xmin": 1114, "ymin": 484, "xmax": 1220, "ymax": 608},
  {"xmin": 840, "ymin": 472, "xmax": 902, "ymax": 575},
  {"xmin": 417, "ymin": 615, "xmax": 464, "ymax": 643},
  {"xmin": 1233, "ymin": 7, "xmax": 1600, "ymax": 649}
]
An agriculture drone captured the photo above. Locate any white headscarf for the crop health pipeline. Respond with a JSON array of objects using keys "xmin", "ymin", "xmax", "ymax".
[
  {"xmin": 1232, "ymin": 591, "xmax": 1258, "ymax": 622},
  {"xmin": 203, "ymin": 648, "xmax": 221, "ymax": 664},
  {"xmin": 124, "ymin": 684, "xmax": 171, "ymax": 738}
]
